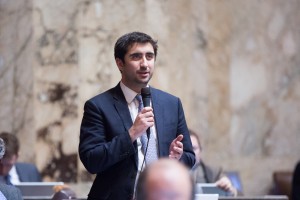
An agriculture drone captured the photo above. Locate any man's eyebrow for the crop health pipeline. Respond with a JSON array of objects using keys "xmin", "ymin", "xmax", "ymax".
[
  {"xmin": 129, "ymin": 52, "xmax": 154, "ymax": 55},
  {"xmin": 129, "ymin": 52, "xmax": 142, "ymax": 56}
]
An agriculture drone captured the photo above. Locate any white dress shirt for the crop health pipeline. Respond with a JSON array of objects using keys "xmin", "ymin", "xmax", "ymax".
[
  {"xmin": 0, "ymin": 191, "xmax": 7, "ymax": 200},
  {"xmin": 8, "ymin": 165, "xmax": 20, "ymax": 185},
  {"xmin": 119, "ymin": 82, "xmax": 158, "ymax": 171}
]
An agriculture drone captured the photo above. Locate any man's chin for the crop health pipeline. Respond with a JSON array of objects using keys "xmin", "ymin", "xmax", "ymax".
[{"xmin": 137, "ymin": 78, "xmax": 151, "ymax": 85}]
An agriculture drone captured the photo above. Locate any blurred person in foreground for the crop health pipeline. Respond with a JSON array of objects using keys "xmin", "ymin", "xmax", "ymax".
[
  {"xmin": 189, "ymin": 129, "xmax": 238, "ymax": 196},
  {"xmin": 0, "ymin": 132, "xmax": 42, "ymax": 185},
  {"xmin": 136, "ymin": 158, "xmax": 194, "ymax": 200},
  {"xmin": 79, "ymin": 31, "xmax": 195, "ymax": 200},
  {"xmin": 0, "ymin": 137, "xmax": 23, "ymax": 200}
]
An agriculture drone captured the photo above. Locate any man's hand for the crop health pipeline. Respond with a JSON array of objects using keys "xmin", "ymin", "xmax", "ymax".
[
  {"xmin": 215, "ymin": 176, "xmax": 238, "ymax": 196},
  {"xmin": 128, "ymin": 107, "xmax": 154, "ymax": 142},
  {"xmin": 169, "ymin": 134, "xmax": 184, "ymax": 160}
]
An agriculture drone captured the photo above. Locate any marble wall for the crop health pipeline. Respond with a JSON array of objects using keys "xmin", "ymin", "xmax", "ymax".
[{"xmin": 0, "ymin": 0, "xmax": 299, "ymax": 195}]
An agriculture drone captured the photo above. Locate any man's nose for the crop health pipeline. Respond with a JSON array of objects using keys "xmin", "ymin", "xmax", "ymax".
[{"xmin": 140, "ymin": 56, "xmax": 148, "ymax": 67}]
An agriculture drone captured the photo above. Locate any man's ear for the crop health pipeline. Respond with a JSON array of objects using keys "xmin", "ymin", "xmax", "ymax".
[{"xmin": 115, "ymin": 58, "xmax": 124, "ymax": 72}]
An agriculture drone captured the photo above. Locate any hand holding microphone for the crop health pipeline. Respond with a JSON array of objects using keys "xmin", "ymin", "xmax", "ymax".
[{"xmin": 129, "ymin": 87, "xmax": 154, "ymax": 141}]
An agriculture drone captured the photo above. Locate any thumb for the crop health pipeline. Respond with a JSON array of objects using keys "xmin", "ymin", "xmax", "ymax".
[{"xmin": 175, "ymin": 134, "xmax": 184, "ymax": 142}]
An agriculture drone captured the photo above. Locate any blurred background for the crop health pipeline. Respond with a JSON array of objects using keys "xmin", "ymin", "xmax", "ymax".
[{"xmin": 0, "ymin": 0, "xmax": 299, "ymax": 196}]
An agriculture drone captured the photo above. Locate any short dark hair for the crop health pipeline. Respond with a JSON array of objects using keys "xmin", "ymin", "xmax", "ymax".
[
  {"xmin": 0, "ymin": 132, "xmax": 19, "ymax": 158},
  {"xmin": 114, "ymin": 32, "xmax": 158, "ymax": 62}
]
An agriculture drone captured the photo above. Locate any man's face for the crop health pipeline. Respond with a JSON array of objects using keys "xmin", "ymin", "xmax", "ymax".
[
  {"xmin": 0, "ymin": 154, "xmax": 17, "ymax": 176},
  {"xmin": 116, "ymin": 42, "xmax": 155, "ymax": 92}
]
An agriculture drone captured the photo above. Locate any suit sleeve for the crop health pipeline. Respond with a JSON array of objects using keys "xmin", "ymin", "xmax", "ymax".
[
  {"xmin": 79, "ymin": 99, "xmax": 136, "ymax": 174},
  {"xmin": 292, "ymin": 162, "xmax": 300, "ymax": 200},
  {"xmin": 176, "ymin": 98, "xmax": 196, "ymax": 168}
]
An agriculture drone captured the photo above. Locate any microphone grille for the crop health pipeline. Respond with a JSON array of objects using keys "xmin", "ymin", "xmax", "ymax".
[{"xmin": 141, "ymin": 87, "xmax": 151, "ymax": 97}]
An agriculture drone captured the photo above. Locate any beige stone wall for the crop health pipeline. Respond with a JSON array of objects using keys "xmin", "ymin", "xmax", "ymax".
[{"xmin": 0, "ymin": 0, "xmax": 299, "ymax": 195}]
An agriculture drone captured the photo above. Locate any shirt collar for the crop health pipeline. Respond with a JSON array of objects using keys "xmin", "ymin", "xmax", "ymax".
[
  {"xmin": 120, "ymin": 82, "xmax": 139, "ymax": 104},
  {"xmin": 120, "ymin": 82, "xmax": 149, "ymax": 104}
]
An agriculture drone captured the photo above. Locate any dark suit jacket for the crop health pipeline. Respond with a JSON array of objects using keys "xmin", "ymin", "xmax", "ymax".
[
  {"xmin": 79, "ymin": 84, "xmax": 195, "ymax": 200},
  {"xmin": 292, "ymin": 161, "xmax": 300, "ymax": 200},
  {"xmin": 0, "ymin": 183, "xmax": 23, "ymax": 200},
  {"xmin": 15, "ymin": 162, "xmax": 42, "ymax": 182}
]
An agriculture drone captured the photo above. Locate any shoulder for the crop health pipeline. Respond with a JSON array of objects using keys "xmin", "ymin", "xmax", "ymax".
[
  {"xmin": 15, "ymin": 162, "xmax": 39, "ymax": 172},
  {"xmin": 151, "ymin": 87, "xmax": 177, "ymax": 98},
  {"xmin": 0, "ymin": 184, "xmax": 22, "ymax": 200},
  {"xmin": 16, "ymin": 162, "xmax": 37, "ymax": 168},
  {"xmin": 85, "ymin": 84, "xmax": 123, "ymax": 105},
  {"xmin": 150, "ymin": 87, "xmax": 181, "ymax": 102}
]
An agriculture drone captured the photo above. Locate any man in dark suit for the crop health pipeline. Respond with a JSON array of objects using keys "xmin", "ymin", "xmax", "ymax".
[
  {"xmin": 0, "ymin": 137, "xmax": 23, "ymax": 200},
  {"xmin": 0, "ymin": 132, "xmax": 42, "ymax": 185},
  {"xmin": 79, "ymin": 32, "xmax": 195, "ymax": 200}
]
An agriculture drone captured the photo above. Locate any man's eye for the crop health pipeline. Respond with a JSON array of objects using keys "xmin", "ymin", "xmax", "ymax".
[
  {"xmin": 146, "ymin": 53, "xmax": 154, "ymax": 60},
  {"xmin": 130, "ymin": 53, "xmax": 142, "ymax": 60}
]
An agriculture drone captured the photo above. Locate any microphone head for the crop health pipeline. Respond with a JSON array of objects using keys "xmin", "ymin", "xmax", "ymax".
[
  {"xmin": 141, "ymin": 87, "xmax": 151, "ymax": 98},
  {"xmin": 141, "ymin": 87, "xmax": 151, "ymax": 108}
]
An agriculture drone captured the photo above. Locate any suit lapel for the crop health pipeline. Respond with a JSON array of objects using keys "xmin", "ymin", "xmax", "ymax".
[
  {"xmin": 150, "ymin": 87, "xmax": 164, "ymax": 157},
  {"xmin": 112, "ymin": 85, "xmax": 133, "ymax": 132},
  {"xmin": 112, "ymin": 84, "xmax": 138, "ymax": 169}
]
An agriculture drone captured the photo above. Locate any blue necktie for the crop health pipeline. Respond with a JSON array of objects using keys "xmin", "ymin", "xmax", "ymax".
[{"xmin": 135, "ymin": 94, "xmax": 158, "ymax": 165}]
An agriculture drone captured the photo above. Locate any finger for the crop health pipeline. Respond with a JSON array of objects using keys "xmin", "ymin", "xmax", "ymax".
[
  {"xmin": 175, "ymin": 141, "xmax": 183, "ymax": 148},
  {"xmin": 169, "ymin": 151, "xmax": 175, "ymax": 157},
  {"xmin": 173, "ymin": 145, "xmax": 183, "ymax": 153},
  {"xmin": 175, "ymin": 134, "xmax": 184, "ymax": 142},
  {"xmin": 216, "ymin": 180, "xmax": 230, "ymax": 191},
  {"xmin": 175, "ymin": 148, "xmax": 183, "ymax": 158},
  {"xmin": 141, "ymin": 107, "xmax": 153, "ymax": 113},
  {"xmin": 170, "ymin": 134, "xmax": 183, "ymax": 146},
  {"xmin": 169, "ymin": 153, "xmax": 179, "ymax": 160}
]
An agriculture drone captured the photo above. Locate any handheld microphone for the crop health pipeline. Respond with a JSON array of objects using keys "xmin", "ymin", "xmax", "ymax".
[{"xmin": 141, "ymin": 87, "xmax": 151, "ymax": 139}]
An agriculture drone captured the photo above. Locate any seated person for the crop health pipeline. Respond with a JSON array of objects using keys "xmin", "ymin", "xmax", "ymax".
[
  {"xmin": 136, "ymin": 158, "xmax": 194, "ymax": 200},
  {"xmin": 292, "ymin": 160, "xmax": 300, "ymax": 200},
  {"xmin": 0, "ymin": 132, "xmax": 42, "ymax": 185},
  {"xmin": 189, "ymin": 129, "xmax": 238, "ymax": 196},
  {"xmin": 0, "ymin": 137, "xmax": 23, "ymax": 200}
]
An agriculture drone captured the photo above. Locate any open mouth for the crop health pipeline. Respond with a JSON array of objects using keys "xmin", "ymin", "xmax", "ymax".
[{"xmin": 138, "ymin": 71, "xmax": 149, "ymax": 77}]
